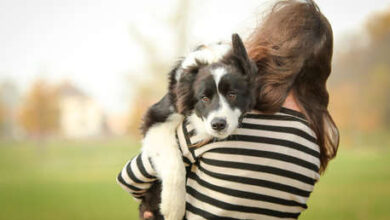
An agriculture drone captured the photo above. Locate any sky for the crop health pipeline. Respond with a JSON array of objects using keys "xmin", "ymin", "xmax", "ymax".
[{"xmin": 0, "ymin": 0, "xmax": 390, "ymax": 114}]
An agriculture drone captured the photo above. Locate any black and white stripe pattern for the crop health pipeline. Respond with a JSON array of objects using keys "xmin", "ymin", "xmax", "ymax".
[
  {"xmin": 118, "ymin": 108, "xmax": 320, "ymax": 219},
  {"xmin": 117, "ymin": 152, "xmax": 157, "ymax": 200}
]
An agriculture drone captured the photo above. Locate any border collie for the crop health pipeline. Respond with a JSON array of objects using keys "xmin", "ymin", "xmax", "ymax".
[{"xmin": 140, "ymin": 34, "xmax": 257, "ymax": 220}]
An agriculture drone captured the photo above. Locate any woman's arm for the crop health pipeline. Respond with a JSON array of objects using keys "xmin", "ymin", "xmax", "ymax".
[
  {"xmin": 116, "ymin": 152, "xmax": 158, "ymax": 200},
  {"xmin": 117, "ymin": 119, "xmax": 198, "ymax": 200}
]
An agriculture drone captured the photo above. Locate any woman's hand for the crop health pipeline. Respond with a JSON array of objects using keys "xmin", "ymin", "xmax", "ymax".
[{"xmin": 143, "ymin": 211, "xmax": 154, "ymax": 220}]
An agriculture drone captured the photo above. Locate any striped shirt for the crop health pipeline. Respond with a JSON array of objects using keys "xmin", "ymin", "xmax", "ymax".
[{"xmin": 117, "ymin": 108, "xmax": 320, "ymax": 219}]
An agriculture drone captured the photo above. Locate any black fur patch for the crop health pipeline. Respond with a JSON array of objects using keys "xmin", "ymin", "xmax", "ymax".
[{"xmin": 140, "ymin": 94, "xmax": 174, "ymax": 136}]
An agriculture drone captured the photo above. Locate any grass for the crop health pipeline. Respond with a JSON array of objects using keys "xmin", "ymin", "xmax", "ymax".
[
  {"xmin": 300, "ymin": 147, "xmax": 390, "ymax": 220},
  {"xmin": 0, "ymin": 138, "xmax": 141, "ymax": 220},
  {"xmin": 0, "ymin": 138, "xmax": 389, "ymax": 220}
]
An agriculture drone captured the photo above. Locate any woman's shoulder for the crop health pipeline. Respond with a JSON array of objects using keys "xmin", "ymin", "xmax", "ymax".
[
  {"xmin": 243, "ymin": 107, "xmax": 316, "ymax": 139},
  {"xmin": 239, "ymin": 107, "xmax": 321, "ymax": 169},
  {"xmin": 245, "ymin": 107, "xmax": 308, "ymax": 124}
]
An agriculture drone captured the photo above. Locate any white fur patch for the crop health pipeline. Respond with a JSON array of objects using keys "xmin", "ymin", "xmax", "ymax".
[
  {"xmin": 187, "ymin": 111, "xmax": 211, "ymax": 140},
  {"xmin": 206, "ymin": 67, "xmax": 242, "ymax": 139},
  {"xmin": 141, "ymin": 113, "xmax": 186, "ymax": 220},
  {"xmin": 205, "ymin": 94, "xmax": 242, "ymax": 139},
  {"xmin": 211, "ymin": 67, "xmax": 227, "ymax": 87},
  {"xmin": 175, "ymin": 43, "xmax": 231, "ymax": 81}
]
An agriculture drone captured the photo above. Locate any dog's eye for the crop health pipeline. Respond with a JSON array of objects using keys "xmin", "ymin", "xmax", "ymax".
[
  {"xmin": 201, "ymin": 96, "xmax": 210, "ymax": 103},
  {"xmin": 227, "ymin": 92, "xmax": 237, "ymax": 100}
]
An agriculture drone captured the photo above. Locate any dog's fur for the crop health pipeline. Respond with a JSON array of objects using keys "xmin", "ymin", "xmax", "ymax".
[{"xmin": 139, "ymin": 34, "xmax": 257, "ymax": 220}]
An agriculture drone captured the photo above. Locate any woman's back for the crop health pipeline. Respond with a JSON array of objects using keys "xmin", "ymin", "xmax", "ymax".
[{"xmin": 178, "ymin": 108, "xmax": 320, "ymax": 219}]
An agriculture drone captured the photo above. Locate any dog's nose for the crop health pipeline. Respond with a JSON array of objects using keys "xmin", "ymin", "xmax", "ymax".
[{"xmin": 211, "ymin": 118, "xmax": 226, "ymax": 131}]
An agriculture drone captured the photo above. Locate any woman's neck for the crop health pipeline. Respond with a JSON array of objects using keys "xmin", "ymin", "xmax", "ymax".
[{"xmin": 282, "ymin": 92, "xmax": 302, "ymax": 113}]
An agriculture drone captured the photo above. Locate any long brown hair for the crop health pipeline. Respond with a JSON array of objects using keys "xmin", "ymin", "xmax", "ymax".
[{"xmin": 246, "ymin": 0, "xmax": 339, "ymax": 173}]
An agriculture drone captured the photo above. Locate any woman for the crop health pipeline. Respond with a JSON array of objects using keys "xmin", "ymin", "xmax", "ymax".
[{"xmin": 117, "ymin": 0, "xmax": 339, "ymax": 219}]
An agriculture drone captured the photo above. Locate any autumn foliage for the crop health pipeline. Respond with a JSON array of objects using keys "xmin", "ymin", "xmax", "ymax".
[
  {"xmin": 19, "ymin": 80, "xmax": 60, "ymax": 138},
  {"xmin": 329, "ymin": 8, "xmax": 390, "ymax": 134}
]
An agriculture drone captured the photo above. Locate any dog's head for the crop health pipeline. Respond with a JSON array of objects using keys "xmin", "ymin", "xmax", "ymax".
[{"xmin": 173, "ymin": 34, "xmax": 257, "ymax": 139}]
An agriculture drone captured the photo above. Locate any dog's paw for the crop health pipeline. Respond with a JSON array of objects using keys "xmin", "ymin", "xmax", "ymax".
[
  {"xmin": 160, "ymin": 197, "xmax": 186, "ymax": 220},
  {"xmin": 159, "ymin": 183, "xmax": 186, "ymax": 220}
]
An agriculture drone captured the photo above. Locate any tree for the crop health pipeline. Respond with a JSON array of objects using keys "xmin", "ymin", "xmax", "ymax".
[
  {"xmin": 330, "ymin": 7, "xmax": 390, "ymax": 132},
  {"xmin": 0, "ymin": 80, "xmax": 20, "ymax": 138},
  {"xmin": 367, "ymin": 9, "xmax": 390, "ymax": 43},
  {"xmin": 19, "ymin": 79, "xmax": 59, "ymax": 138},
  {"xmin": 0, "ymin": 100, "xmax": 6, "ymax": 136},
  {"xmin": 365, "ymin": 8, "xmax": 390, "ymax": 129}
]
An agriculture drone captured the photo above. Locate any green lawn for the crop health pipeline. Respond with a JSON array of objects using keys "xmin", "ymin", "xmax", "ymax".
[
  {"xmin": 300, "ymin": 147, "xmax": 390, "ymax": 220},
  {"xmin": 0, "ymin": 138, "xmax": 141, "ymax": 220},
  {"xmin": 0, "ymin": 138, "xmax": 389, "ymax": 220}
]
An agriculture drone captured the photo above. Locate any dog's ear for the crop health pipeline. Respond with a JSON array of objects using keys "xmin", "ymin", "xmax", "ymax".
[
  {"xmin": 175, "ymin": 73, "xmax": 195, "ymax": 114},
  {"xmin": 174, "ymin": 59, "xmax": 208, "ymax": 114},
  {"xmin": 232, "ymin": 34, "xmax": 248, "ymax": 61},
  {"xmin": 168, "ymin": 60, "xmax": 183, "ymax": 111},
  {"xmin": 232, "ymin": 33, "xmax": 256, "ymax": 76},
  {"xmin": 232, "ymin": 33, "xmax": 258, "ymax": 110}
]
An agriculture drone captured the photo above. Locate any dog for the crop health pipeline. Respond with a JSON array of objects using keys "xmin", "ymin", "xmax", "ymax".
[{"xmin": 139, "ymin": 34, "xmax": 257, "ymax": 220}]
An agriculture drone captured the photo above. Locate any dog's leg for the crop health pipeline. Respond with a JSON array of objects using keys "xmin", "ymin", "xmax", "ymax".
[{"xmin": 142, "ymin": 113, "xmax": 186, "ymax": 220}]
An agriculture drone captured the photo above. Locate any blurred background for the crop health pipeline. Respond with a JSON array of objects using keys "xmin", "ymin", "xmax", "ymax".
[{"xmin": 0, "ymin": 0, "xmax": 389, "ymax": 219}]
